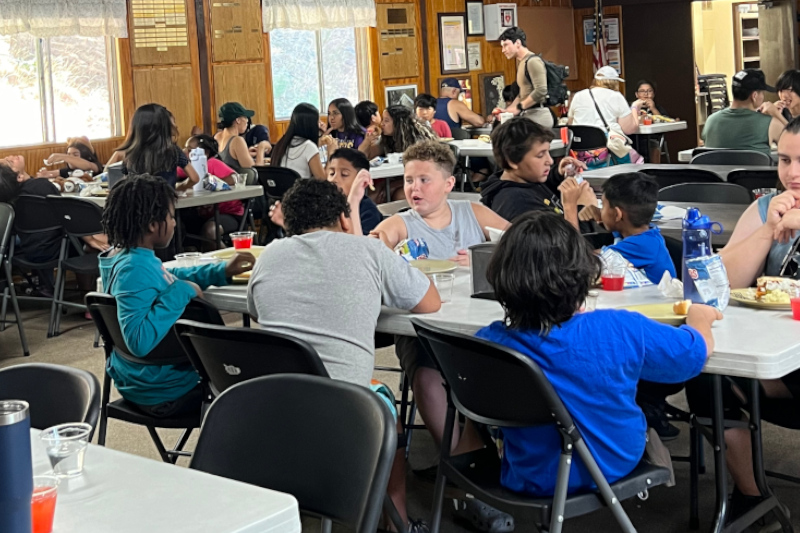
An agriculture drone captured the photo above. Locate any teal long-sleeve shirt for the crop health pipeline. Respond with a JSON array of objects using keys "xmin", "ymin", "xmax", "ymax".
[{"xmin": 99, "ymin": 247, "xmax": 228, "ymax": 405}]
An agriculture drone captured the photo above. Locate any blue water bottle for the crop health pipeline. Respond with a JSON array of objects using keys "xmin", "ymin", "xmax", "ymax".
[
  {"xmin": 682, "ymin": 208, "xmax": 723, "ymax": 303},
  {"xmin": 0, "ymin": 401, "xmax": 33, "ymax": 533}
]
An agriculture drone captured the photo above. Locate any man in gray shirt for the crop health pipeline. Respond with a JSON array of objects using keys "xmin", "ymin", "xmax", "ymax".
[{"xmin": 499, "ymin": 26, "xmax": 554, "ymax": 128}]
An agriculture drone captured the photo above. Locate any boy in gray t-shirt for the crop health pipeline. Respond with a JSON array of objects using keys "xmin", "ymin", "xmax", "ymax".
[{"xmin": 247, "ymin": 178, "xmax": 439, "ymax": 533}]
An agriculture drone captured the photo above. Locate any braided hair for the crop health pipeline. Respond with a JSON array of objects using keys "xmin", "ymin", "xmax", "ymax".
[{"xmin": 102, "ymin": 174, "xmax": 178, "ymax": 250}]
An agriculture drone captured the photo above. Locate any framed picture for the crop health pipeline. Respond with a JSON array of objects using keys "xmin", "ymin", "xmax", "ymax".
[
  {"xmin": 467, "ymin": 42, "xmax": 482, "ymax": 71},
  {"xmin": 466, "ymin": 1, "xmax": 484, "ymax": 36},
  {"xmin": 438, "ymin": 13, "xmax": 469, "ymax": 74},
  {"xmin": 385, "ymin": 84, "xmax": 418, "ymax": 109},
  {"xmin": 479, "ymin": 72, "xmax": 505, "ymax": 115}
]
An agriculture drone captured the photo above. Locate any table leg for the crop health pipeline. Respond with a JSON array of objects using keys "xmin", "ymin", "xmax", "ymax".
[
  {"xmin": 214, "ymin": 205, "xmax": 222, "ymax": 249},
  {"xmin": 385, "ymin": 176, "xmax": 391, "ymax": 203},
  {"xmin": 238, "ymin": 199, "xmax": 252, "ymax": 231},
  {"xmin": 710, "ymin": 374, "xmax": 728, "ymax": 533},
  {"xmin": 242, "ymin": 314, "xmax": 250, "ymax": 327},
  {"xmin": 463, "ymin": 155, "xmax": 471, "ymax": 192}
]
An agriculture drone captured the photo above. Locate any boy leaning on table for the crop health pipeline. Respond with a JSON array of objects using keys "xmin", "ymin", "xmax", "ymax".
[
  {"xmin": 477, "ymin": 211, "xmax": 722, "ymax": 497},
  {"xmin": 98, "ymin": 174, "xmax": 254, "ymax": 418},
  {"xmin": 583, "ymin": 172, "xmax": 682, "ymax": 440},
  {"xmin": 246, "ymin": 178, "xmax": 440, "ymax": 533}
]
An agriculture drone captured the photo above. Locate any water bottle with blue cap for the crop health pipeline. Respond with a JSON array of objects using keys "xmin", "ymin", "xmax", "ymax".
[{"xmin": 682, "ymin": 207, "xmax": 723, "ymax": 303}]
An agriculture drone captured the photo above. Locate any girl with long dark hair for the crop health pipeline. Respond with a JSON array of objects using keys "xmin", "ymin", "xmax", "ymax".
[
  {"xmin": 270, "ymin": 103, "xmax": 326, "ymax": 180},
  {"xmin": 115, "ymin": 103, "xmax": 199, "ymax": 189},
  {"xmin": 321, "ymin": 98, "xmax": 366, "ymax": 157},
  {"xmin": 37, "ymin": 137, "xmax": 101, "ymax": 178}
]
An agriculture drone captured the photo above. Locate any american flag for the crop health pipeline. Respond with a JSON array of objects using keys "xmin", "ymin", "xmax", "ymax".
[{"xmin": 592, "ymin": 0, "xmax": 608, "ymax": 73}]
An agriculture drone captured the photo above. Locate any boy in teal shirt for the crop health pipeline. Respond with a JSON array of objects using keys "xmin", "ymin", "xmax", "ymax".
[{"xmin": 99, "ymin": 174, "xmax": 253, "ymax": 417}]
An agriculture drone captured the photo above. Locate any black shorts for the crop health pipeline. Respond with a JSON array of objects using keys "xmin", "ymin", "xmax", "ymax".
[{"xmin": 394, "ymin": 335, "xmax": 438, "ymax": 383}]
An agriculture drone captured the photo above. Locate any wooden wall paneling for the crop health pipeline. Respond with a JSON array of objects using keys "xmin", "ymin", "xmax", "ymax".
[
  {"xmin": 210, "ymin": 0, "xmax": 264, "ymax": 62},
  {"xmin": 132, "ymin": 67, "xmax": 197, "ymax": 145},
  {"xmin": 129, "ymin": 0, "xmax": 192, "ymax": 66},
  {"xmin": 518, "ymin": 7, "xmax": 578, "ymax": 80},
  {"xmin": 212, "ymin": 64, "xmax": 271, "ymax": 134},
  {"xmin": 376, "ymin": 3, "xmax": 420, "ymax": 79},
  {"xmin": 185, "ymin": 0, "xmax": 206, "ymax": 137},
  {"xmin": 0, "ymin": 137, "xmax": 126, "ymax": 177},
  {"xmin": 116, "ymin": 38, "xmax": 136, "ymax": 133},
  {"xmin": 570, "ymin": 6, "xmax": 623, "ymax": 94},
  {"xmin": 372, "ymin": 0, "xmax": 424, "ymax": 112}
]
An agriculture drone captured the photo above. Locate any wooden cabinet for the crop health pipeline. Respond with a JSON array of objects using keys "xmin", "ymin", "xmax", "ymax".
[{"xmin": 734, "ymin": 3, "xmax": 760, "ymax": 71}]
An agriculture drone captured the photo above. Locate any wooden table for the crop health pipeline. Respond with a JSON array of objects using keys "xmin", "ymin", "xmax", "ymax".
[
  {"xmin": 581, "ymin": 164, "xmax": 776, "ymax": 191},
  {"xmin": 30, "ymin": 429, "xmax": 301, "ymax": 532}
]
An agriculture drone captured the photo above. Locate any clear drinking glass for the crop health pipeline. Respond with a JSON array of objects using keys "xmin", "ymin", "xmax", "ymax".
[
  {"xmin": 432, "ymin": 273, "xmax": 455, "ymax": 303},
  {"xmin": 234, "ymin": 173, "xmax": 248, "ymax": 189},
  {"xmin": 174, "ymin": 252, "xmax": 201, "ymax": 268},
  {"xmin": 40, "ymin": 423, "xmax": 92, "ymax": 477}
]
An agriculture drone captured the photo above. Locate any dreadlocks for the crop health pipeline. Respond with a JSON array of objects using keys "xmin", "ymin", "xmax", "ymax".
[
  {"xmin": 380, "ymin": 105, "xmax": 437, "ymax": 155},
  {"xmin": 102, "ymin": 174, "xmax": 178, "ymax": 249}
]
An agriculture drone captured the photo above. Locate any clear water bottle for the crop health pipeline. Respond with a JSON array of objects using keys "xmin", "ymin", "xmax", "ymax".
[
  {"xmin": 0, "ymin": 401, "xmax": 33, "ymax": 533},
  {"xmin": 319, "ymin": 146, "xmax": 328, "ymax": 166},
  {"xmin": 682, "ymin": 208, "xmax": 722, "ymax": 303},
  {"xmin": 189, "ymin": 147, "xmax": 208, "ymax": 194}
]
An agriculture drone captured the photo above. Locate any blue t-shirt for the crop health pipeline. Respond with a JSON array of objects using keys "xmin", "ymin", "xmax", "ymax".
[
  {"xmin": 607, "ymin": 226, "xmax": 676, "ymax": 283},
  {"xmin": 359, "ymin": 196, "xmax": 382, "ymax": 235},
  {"xmin": 476, "ymin": 310, "xmax": 707, "ymax": 496},
  {"xmin": 99, "ymin": 247, "xmax": 229, "ymax": 405}
]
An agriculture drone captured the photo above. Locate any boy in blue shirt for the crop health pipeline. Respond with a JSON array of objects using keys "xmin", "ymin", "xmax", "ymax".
[
  {"xmin": 98, "ymin": 174, "xmax": 254, "ymax": 417},
  {"xmin": 476, "ymin": 211, "xmax": 720, "ymax": 496},
  {"xmin": 600, "ymin": 172, "xmax": 676, "ymax": 284}
]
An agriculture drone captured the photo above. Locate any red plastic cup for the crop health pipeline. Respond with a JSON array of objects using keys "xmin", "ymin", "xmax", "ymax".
[
  {"xmin": 230, "ymin": 232, "xmax": 255, "ymax": 250},
  {"xmin": 642, "ymin": 116, "xmax": 653, "ymax": 126},
  {"xmin": 791, "ymin": 298, "xmax": 800, "ymax": 320},
  {"xmin": 601, "ymin": 274, "xmax": 625, "ymax": 291},
  {"xmin": 31, "ymin": 476, "xmax": 58, "ymax": 533}
]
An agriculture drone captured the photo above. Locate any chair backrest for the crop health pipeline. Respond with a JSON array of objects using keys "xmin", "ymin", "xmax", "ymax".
[
  {"xmin": 658, "ymin": 182, "xmax": 754, "ymax": 204},
  {"xmin": 190, "ymin": 374, "xmax": 396, "ymax": 533},
  {"xmin": 175, "ymin": 320, "xmax": 329, "ymax": 396},
  {"xmin": 0, "ymin": 363, "xmax": 101, "ymax": 438},
  {"xmin": 690, "ymin": 149, "xmax": 772, "ymax": 166},
  {"xmin": 450, "ymin": 127, "xmax": 471, "ymax": 140},
  {"xmin": 85, "ymin": 292, "xmax": 224, "ymax": 366},
  {"xmin": 12, "ymin": 195, "xmax": 63, "ymax": 235},
  {"xmin": 663, "ymin": 235, "xmax": 683, "ymax": 281},
  {"xmin": 567, "ymin": 125, "xmax": 607, "ymax": 152},
  {"xmin": 640, "ymin": 167, "xmax": 723, "ymax": 189},
  {"xmin": 255, "ymin": 166, "xmax": 302, "ymax": 202},
  {"xmin": 411, "ymin": 319, "xmax": 577, "ymax": 431},
  {"xmin": 727, "ymin": 169, "xmax": 781, "ymax": 192},
  {"xmin": 551, "ymin": 127, "xmax": 574, "ymax": 154},
  {"xmin": 0, "ymin": 203, "xmax": 13, "ymax": 257},
  {"xmin": 48, "ymin": 196, "xmax": 104, "ymax": 238}
]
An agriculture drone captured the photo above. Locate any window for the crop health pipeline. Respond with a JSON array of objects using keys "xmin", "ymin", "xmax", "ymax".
[
  {"xmin": 0, "ymin": 34, "xmax": 120, "ymax": 148},
  {"xmin": 270, "ymin": 28, "xmax": 365, "ymax": 120}
]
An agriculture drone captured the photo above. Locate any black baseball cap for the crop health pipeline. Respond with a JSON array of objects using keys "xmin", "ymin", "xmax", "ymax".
[
  {"xmin": 219, "ymin": 102, "xmax": 255, "ymax": 123},
  {"xmin": 441, "ymin": 78, "xmax": 461, "ymax": 91},
  {"xmin": 732, "ymin": 69, "xmax": 775, "ymax": 93}
]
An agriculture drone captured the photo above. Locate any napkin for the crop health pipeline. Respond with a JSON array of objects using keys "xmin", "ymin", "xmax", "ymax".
[
  {"xmin": 653, "ymin": 205, "xmax": 687, "ymax": 221},
  {"xmin": 658, "ymin": 271, "xmax": 683, "ymax": 298}
]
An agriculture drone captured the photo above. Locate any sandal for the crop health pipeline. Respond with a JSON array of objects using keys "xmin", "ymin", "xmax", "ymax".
[{"xmin": 452, "ymin": 497, "xmax": 515, "ymax": 533}]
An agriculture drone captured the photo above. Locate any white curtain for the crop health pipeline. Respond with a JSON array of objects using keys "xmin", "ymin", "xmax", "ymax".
[
  {"xmin": 0, "ymin": 0, "xmax": 128, "ymax": 37},
  {"xmin": 262, "ymin": 0, "xmax": 376, "ymax": 32}
]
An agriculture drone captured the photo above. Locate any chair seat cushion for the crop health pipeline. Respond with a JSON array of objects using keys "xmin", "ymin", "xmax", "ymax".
[
  {"xmin": 62, "ymin": 254, "xmax": 100, "ymax": 275},
  {"xmin": 106, "ymin": 398, "xmax": 201, "ymax": 429},
  {"xmin": 442, "ymin": 447, "xmax": 671, "ymax": 524}
]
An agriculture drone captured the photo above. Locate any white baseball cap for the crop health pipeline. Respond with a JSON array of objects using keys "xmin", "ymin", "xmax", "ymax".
[{"xmin": 594, "ymin": 66, "xmax": 624, "ymax": 82}]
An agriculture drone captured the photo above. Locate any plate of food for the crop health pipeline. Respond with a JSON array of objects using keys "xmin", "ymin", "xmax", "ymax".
[
  {"xmin": 211, "ymin": 246, "xmax": 265, "ymax": 260},
  {"xmin": 729, "ymin": 277, "xmax": 797, "ymax": 310},
  {"xmin": 619, "ymin": 301, "xmax": 690, "ymax": 326},
  {"xmin": 232, "ymin": 271, "xmax": 252, "ymax": 284},
  {"xmin": 439, "ymin": 137, "xmax": 454, "ymax": 142},
  {"xmin": 409, "ymin": 259, "xmax": 457, "ymax": 274}
]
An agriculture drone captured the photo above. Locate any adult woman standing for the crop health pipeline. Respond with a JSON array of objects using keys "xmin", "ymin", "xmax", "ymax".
[
  {"xmin": 270, "ymin": 103, "xmax": 326, "ymax": 180},
  {"xmin": 214, "ymin": 102, "xmax": 270, "ymax": 172}
]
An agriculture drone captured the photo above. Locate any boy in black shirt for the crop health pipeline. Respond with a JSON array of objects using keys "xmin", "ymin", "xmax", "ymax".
[{"xmin": 480, "ymin": 118, "xmax": 597, "ymax": 229}]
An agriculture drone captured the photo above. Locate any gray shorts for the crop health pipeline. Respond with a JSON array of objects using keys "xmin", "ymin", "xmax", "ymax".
[
  {"xmin": 394, "ymin": 334, "xmax": 437, "ymax": 383},
  {"xmin": 521, "ymin": 106, "xmax": 555, "ymax": 128}
]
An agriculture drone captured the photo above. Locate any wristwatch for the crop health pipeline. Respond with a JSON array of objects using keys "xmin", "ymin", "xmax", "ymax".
[{"xmin": 517, "ymin": 103, "xmax": 524, "ymax": 112}]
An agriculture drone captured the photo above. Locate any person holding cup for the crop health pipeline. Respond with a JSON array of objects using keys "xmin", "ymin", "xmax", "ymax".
[
  {"xmin": 98, "ymin": 174, "xmax": 254, "ymax": 418},
  {"xmin": 179, "ymin": 134, "xmax": 244, "ymax": 250}
]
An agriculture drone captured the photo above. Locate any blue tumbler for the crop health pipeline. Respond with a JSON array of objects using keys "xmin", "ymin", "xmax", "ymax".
[{"xmin": 0, "ymin": 401, "xmax": 33, "ymax": 533}]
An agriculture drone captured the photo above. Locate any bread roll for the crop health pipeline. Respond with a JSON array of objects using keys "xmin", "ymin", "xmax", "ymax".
[{"xmin": 673, "ymin": 300, "xmax": 692, "ymax": 316}]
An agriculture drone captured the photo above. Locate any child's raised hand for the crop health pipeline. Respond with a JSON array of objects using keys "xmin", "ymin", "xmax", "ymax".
[
  {"xmin": 268, "ymin": 201, "xmax": 285, "ymax": 229},
  {"xmin": 225, "ymin": 252, "xmax": 256, "ymax": 278},
  {"xmin": 558, "ymin": 177, "xmax": 589, "ymax": 206},
  {"xmin": 348, "ymin": 169, "xmax": 374, "ymax": 205}
]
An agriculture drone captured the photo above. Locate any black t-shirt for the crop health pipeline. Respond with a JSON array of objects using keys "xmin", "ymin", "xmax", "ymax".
[
  {"xmin": 480, "ymin": 169, "xmax": 565, "ymax": 222},
  {"xmin": 16, "ymin": 178, "xmax": 62, "ymax": 262},
  {"xmin": 359, "ymin": 196, "xmax": 382, "ymax": 235},
  {"xmin": 244, "ymin": 124, "xmax": 270, "ymax": 147},
  {"xmin": 121, "ymin": 145, "xmax": 189, "ymax": 188}
]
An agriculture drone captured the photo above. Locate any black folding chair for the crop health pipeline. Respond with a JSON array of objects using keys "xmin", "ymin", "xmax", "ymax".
[
  {"xmin": 0, "ymin": 203, "xmax": 29, "ymax": 356},
  {"xmin": 174, "ymin": 319, "xmax": 328, "ymax": 396},
  {"xmin": 727, "ymin": 169, "xmax": 781, "ymax": 193},
  {"xmin": 663, "ymin": 235, "xmax": 683, "ymax": 281},
  {"xmin": 451, "ymin": 127, "xmax": 471, "ymax": 140},
  {"xmin": 658, "ymin": 183, "xmax": 753, "ymax": 204},
  {"xmin": 190, "ymin": 374, "xmax": 397, "ymax": 533},
  {"xmin": 551, "ymin": 127, "xmax": 574, "ymax": 159},
  {"xmin": 411, "ymin": 319, "xmax": 671, "ymax": 533},
  {"xmin": 690, "ymin": 149, "xmax": 772, "ymax": 166},
  {"xmin": 86, "ymin": 292, "xmax": 224, "ymax": 463},
  {"xmin": 641, "ymin": 168, "xmax": 722, "ymax": 189},
  {"xmin": 255, "ymin": 166, "xmax": 302, "ymax": 241},
  {"xmin": 47, "ymin": 196, "xmax": 104, "ymax": 337},
  {"xmin": 0, "ymin": 363, "xmax": 100, "ymax": 438},
  {"xmin": 567, "ymin": 125, "xmax": 608, "ymax": 152}
]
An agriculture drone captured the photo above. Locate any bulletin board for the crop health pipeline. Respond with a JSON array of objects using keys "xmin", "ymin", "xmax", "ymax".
[{"xmin": 517, "ymin": 7, "xmax": 577, "ymax": 81}]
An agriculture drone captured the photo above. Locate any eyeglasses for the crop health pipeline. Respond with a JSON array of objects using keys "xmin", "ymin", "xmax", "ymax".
[{"xmin": 637, "ymin": 89, "xmax": 654, "ymax": 95}]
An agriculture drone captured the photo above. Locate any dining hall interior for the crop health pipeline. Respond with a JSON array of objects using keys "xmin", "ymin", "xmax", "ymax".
[{"xmin": 4, "ymin": 0, "xmax": 800, "ymax": 532}]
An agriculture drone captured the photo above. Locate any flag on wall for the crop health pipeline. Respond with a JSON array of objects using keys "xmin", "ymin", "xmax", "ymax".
[{"xmin": 592, "ymin": 0, "xmax": 608, "ymax": 73}]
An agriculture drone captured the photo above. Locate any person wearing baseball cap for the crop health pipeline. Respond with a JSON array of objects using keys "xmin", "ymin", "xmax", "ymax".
[
  {"xmin": 701, "ymin": 69, "xmax": 787, "ymax": 156},
  {"xmin": 214, "ymin": 101, "xmax": 271, "ymax": 170},
  {"xmin": 434, "ymin": 77, "xmax": 488, "ymax": 133}
]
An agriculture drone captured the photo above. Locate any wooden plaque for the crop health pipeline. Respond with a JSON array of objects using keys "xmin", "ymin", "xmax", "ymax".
[{"xmin": 376, "ymin": 3, "xmax": 419, "ymax": 80}]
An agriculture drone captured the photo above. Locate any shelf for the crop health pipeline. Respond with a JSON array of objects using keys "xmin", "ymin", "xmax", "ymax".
[
  {"xmin": 743, "ymin": 56, "xmax": 760, "ymax": 62},
  {"xmin": 741, "ymin": 13, "xmax": 759, "ymax": 20},
  {"xmin": 742, "ymin": 36, "xmax": 759, "ymax": 41}
]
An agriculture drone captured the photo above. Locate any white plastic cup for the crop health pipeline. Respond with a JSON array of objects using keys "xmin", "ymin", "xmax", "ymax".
[
  {"xmin": 499, "ymin": 112, "xmax": 514, "ymax": 124},
  {"xmin": 387, "ymin": 153, "xmax": 401, "ymax": 165}
]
